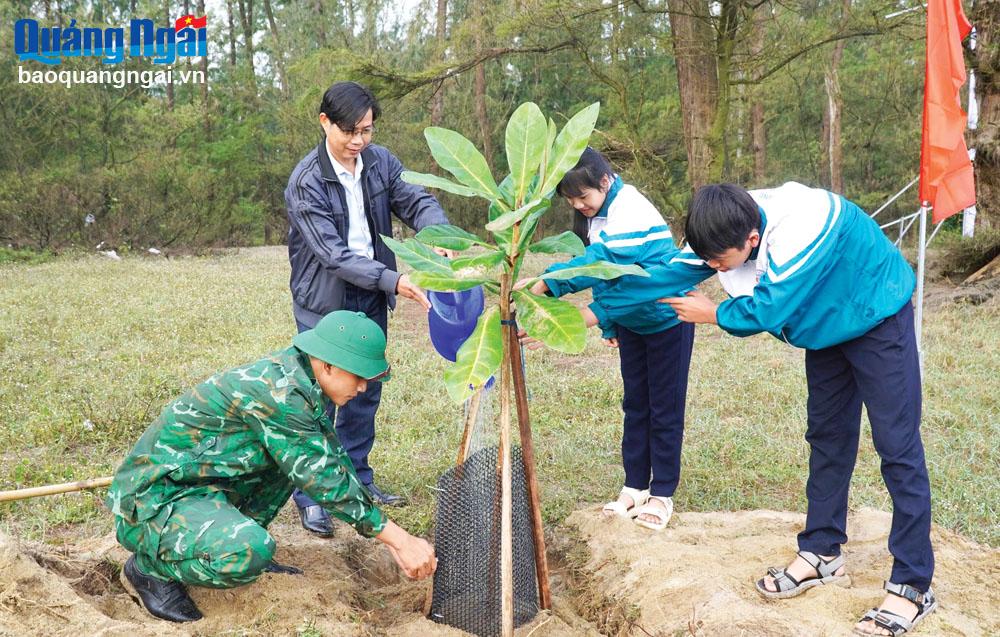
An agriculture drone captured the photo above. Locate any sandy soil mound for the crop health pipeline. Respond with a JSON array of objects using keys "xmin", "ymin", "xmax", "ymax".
[
  {"xmin": 561, "ymin": 507, "xmax": 999, "ymax": 636},
  {"xmin": 0, "ymin": 521, "xmax": 583, "ymax": 637},
  {"xmin": 2, "ymin": 507, "xmax": 996, "ymax": 636}
]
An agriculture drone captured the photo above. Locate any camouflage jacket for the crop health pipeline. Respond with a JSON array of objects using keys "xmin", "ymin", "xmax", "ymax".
[{"xmin": 106, "ymin": 346, "xmax": 386, "ymax": 537}]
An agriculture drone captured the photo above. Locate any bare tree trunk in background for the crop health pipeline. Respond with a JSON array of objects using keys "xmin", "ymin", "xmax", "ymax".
[
  {"xmin": 666, "ymin": 0, "xmax": 721, "ymax": 190},
  {"xmin": 313, "ymin": 0, "xmax": 327, "ymax": 47},
  {"xmin": 165, "ymin": 0, "xmax": 174, "ymax": 110},
  {"xmin": 749, "ymin": 9, "xmax": 766, "ymax": 184},
  {"xmin": 431, "ymin": 0, "xmax": 447, "ymax": 126},
  {"xmin": 237, "ymin": 0, "xmax": 258, "ymax": 94},
  {"xmin": 821, "ymin": 0, "xmax": 848, "ymax": 193},
  {"xmin": 263, "ymin": 0, "xmax": 289, "ymax": 98},
  {"xmin": 226, "ymin": 0, "xmax": 238, "ymax": 67},
  {"xmin": 972, "ymin": 0, "xmax": 999, "ymax": 229},
  {"xmin": 197, "ymin": 0, "xmax": 208, "ymax": 106},
  {"xmin": 474, "ymin": 24, "xmax": 492, "ymax": 168}
]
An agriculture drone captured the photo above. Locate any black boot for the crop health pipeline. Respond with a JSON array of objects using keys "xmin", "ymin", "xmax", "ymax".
[
  {"xmin": 365, "ymin": 482, "xmax": 407, "ymax": 507},
  {"xmin": 298, "ymin": 504, "xmax": 335, "ymax": 537},
  {"xmin": 120, "ymin": 555, "xmax": 203, "ymax": 623},
  {"xmin": 263, "ymin": 560, "xmax": 303, "ymax": 575}
]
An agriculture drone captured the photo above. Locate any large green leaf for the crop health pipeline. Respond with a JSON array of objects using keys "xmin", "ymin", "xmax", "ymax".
[
  {"xmin": 513, "ymin": 290, "xmax": 587, "ymax": 354},
  {"xmin": 537, "ymin": 102, "xmax": 600, "ymax": 198},
  {"xmin": 443, "ymin": 306, "xmax": 502, "ymax": 402},
  {"xmin": 415, "ymin": 224, "xmax": 490, "ymax": 251},
  {"xmin": 485, "ymin": 198, "xmax": 548, "ymax": 234},
  {"xmin": 425, "ymin": 127, "xmax": 500, "ymax": 199},
  {"xmin": 451, "ymin": 249, "xmax": 507, "ymax": 271},
  {"xmin": 539, "ymin": 260, "xmax": 649, "ymax": 282},
  {"xmin": 409, "ymin": 270, "xmax": 492, "ymax": 292},
  {"xmin": 529, "ymin": 231, "xmax": 586, "ymax": 257},
  {"xmin": 401, "ymin": 171, "xmax": 481, "ymax": 198},
  {"xmin": 380, "ymin": 236, "xmax": 452, "ymax": 274},
  {"xmin": 505, "ymin": 103, "xmax": 547, "ymax": 205}
]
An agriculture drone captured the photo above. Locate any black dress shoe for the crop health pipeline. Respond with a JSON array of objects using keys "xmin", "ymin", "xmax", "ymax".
[
  {"xmin": 298, "ymin": 504, "xmax": 335, "ymax": 537},
  {"xmin": 365, "ymin": 482, "xmax": 407, "ymax": 507},
  {"xmin": 120, "ymin": 555, "xmax": 203, "ymax": 623},
  {"xmin": 263, "ymin": 560, "xmax": 303, "ymax": 575}
]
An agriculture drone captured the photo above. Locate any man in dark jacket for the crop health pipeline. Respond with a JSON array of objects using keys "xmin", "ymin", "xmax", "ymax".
[{"xmin": 285, "ymin": 81, "xmax": 449, "ymax": 535}]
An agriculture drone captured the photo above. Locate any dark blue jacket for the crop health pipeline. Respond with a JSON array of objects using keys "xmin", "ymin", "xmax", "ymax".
[{"xmin": 285, "ymin": 142, "xmax": 448, "ymax": 326}]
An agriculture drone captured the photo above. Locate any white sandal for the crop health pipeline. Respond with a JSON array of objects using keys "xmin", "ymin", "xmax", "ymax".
[
  {"xmin": 634, "ymin": 495, "xmax": 673, "ymax": 531},
  {"xmin": 602, "ymin": 487, "xmax": 649, "ymax": 518}
]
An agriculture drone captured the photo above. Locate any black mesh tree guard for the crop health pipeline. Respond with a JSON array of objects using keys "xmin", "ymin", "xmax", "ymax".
[{"xmin": 429, "ymin": 445, "xmax": 539, "ymax": 636}]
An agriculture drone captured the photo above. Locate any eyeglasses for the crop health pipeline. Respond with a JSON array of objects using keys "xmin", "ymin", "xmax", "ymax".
[{"xmin": 335, "ymin": 124, "xmax": 375, "ymax": 139}]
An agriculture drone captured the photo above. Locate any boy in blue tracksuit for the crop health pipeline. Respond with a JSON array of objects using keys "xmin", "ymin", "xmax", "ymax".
[
  {"xmin": 591, "ymin": 182, "xmax": 936, "ymax": 636},
  {"xmin": 519, "ymin": 148, "xmax": 697, "ymax": 531}
]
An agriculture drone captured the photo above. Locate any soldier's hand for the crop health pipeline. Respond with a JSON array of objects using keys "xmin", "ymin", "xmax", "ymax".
[
  {"xmin": 377, "ymin": 521, "xmax": 437, "ymax": 580},
  {"xmin": 396, "ymin": 273, "xmax": 431, "ymax": 311}
]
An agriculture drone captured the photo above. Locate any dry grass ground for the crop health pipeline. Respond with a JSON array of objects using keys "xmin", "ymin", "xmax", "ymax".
[{"xmin": 0, "ymin": 245, "xmax": 996, "ymax": 548}]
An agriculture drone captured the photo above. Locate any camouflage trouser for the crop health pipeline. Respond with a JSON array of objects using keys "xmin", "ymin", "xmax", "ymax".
[{"xmin": 115, "ymin": 492, "xmax": 276, "ymax": 588}]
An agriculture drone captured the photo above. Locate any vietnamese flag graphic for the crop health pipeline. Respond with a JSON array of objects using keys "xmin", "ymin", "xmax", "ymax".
[
  {"xmin": 918, "ymin": 0, "xmax": 976, "ymax": 223},
  {"xmin": 174, "ymin": 14, "xmax": 208, "ymax": 32}
]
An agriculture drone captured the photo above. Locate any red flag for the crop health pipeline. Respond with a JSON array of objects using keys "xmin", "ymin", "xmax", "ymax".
[
  {"xmin": 919, "ymin": 0, "xmax": 976, "ymax": 223},
  {"xmin": 174, "ymin": 14, "xmax": 208, "ymax": 31}
]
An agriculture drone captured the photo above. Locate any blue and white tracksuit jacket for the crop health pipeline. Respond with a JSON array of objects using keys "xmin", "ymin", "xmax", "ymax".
[
  {"xmin": 589, "ymin": 182, "xmax": 916, "ymax": 350},
  {"xmin": 543, "ymin": 176, "xmax": 695, "ymax": 338}
]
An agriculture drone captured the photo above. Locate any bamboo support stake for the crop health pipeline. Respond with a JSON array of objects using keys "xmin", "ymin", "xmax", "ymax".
[
  {"xmin": 0, "ymin": 476, "xmax": 113, "ymax": 503},
  {"xmin": 456, "ymin": 387, "xmax": 484, "ymax": 466},
  {"xmin": 507, "ymin": 324, "xmax": 552, "ymax": 610},
  {"xmin": 498, "ymin": 275, "xmax": 515, "ymax": 637}
]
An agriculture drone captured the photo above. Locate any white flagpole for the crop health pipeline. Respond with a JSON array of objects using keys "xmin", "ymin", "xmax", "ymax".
[{"xmin": 915, "ymin": 202, "xmax": 929, "ymax": 373}]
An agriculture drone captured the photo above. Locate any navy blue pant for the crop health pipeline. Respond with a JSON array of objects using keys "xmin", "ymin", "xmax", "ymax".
[
  {"xmin": 618, "ymin": 321, "xmax": 695, "ymax": 498},
  {"xmin": 292, "ymin": 285, "xmax": 387, "ymax": 510},
  {"xmin": 797, "ymin": 302, "xmax": 933, "ymax": 591}
]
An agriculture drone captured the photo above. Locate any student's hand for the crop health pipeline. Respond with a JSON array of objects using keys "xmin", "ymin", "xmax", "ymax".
[
  {"xmin": 377, "ymin": 520, "xmax": 437, "ymax": 580},
  {"xmin": 663, "ymin": 291, "xmax": 718, "ymax": 324},
  {"xmin": 514, "ymin": 278, "xmax": 550, "ymax": 296},
  {"xmin": 432, "ymin": 247, "xmax": 457, "ymax": 259},
  {"xmin": 579, "ymin": 307, "xmax": 599, "ymax": 328},
  {"xmin": 604, "ymin": 337, "xmax": 619, "ymax": 348},
  {"xmin": 517, "ymin": 328, "xmax": 545, "ymax": 350},
  {"xmin": 530, "ymin": 279, "xmax": 550, "ymax": 296},
  {"xmin": 396, "ymin": 274, "xmax": 431, "ymax": 311}
]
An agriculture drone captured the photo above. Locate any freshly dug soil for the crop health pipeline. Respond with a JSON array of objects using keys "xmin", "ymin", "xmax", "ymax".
[
  {"xmin": 560, "ymin": 507, "xmax": 999, "ymax": 636},
  {"xmin": 1, "ymin": 507, "xmax": 995, "ymax": 636}
]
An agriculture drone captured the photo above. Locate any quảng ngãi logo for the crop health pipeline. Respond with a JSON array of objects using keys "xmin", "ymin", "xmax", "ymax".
[{"xmin": 14, "ymin": 14, "xmax": 208, "ymax": 65}]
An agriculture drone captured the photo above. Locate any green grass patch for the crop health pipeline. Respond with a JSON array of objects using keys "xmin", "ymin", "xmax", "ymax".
[
  {"xmin": 0, "ymin": 246, "xmax": 55, "ymax": 265},
  {"xmin": 1, "ymin": 247, "xmax": 997, "ymax": 546}
]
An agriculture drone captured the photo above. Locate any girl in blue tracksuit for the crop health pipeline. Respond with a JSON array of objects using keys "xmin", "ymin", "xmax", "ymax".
[
  {"xmin": 520, "ymin": 148, "xmax": 696, "ymax": 531},
  {"xmin": 592, "ymin": 182, "xmax": 936, "ymax": 636}
]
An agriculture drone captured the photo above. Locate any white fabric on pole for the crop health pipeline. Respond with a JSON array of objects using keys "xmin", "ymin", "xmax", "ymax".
[{"xmin": 963, "ymin": 28, "xmax": 978, "ymax": 237}]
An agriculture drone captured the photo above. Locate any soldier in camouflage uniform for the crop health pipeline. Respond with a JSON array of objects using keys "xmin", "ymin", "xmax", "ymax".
[{"xmin": 108, "ymin": 311, "xmax": 436, "ymax": 623}]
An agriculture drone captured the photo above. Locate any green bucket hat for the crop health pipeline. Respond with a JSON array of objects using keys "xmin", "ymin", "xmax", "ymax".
[{"xmin": 293, "ymin": 311, "xmax": 390, "ymax": 381}]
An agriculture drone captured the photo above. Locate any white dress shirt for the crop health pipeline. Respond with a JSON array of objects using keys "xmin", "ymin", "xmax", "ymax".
[{"xmin": 327, "ymin": 146, "xmax": 374, "ymax": 259}]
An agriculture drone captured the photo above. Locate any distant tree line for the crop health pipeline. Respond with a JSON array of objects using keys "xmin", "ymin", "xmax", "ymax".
[{"xmin": 0, "ymin": 0, "xmax": 994, "ymax": 253}]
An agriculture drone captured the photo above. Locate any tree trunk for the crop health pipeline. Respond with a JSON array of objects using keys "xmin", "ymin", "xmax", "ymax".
[
  {"xmin": 198, "ymin": 0, "xmax": 209, "ymax": 106},
  {"xmin": 262, "ymin": 0, "xmax": 289, "ymax": 98},
  {"xmin": 237, "ymin": 0, "xmax": 258, "ymax": 93},
  {"xmin": 972, "ymin": 0, "xmax": 999, "ymax": 229},
  {"xmin": 749, "ymin": 9, "xmax": 766, "ymax": 184},
  {"xmin": 431, "ymin": 0, "xmax": 447, "ymax": 126},
  {"xmin": 164, "ymin": 0, "xmax": 174, "ymax": 110},
  {"xmin": 313, "ymin": 0, "xmax": 327, "ymax": 47},
  {"xmin": 226, "ymin": 0, "xmax": 238, "ymax": 67},
  {"xmin": 821, "ymin": 0, "xmax": 849, "ymax": 193},
  {"xmin": 666, "ymin": 0, "xmax": 722, "ymax": 190},
  {"xmin": 473, "ymin": 2, "xmax": 492, "ymax": 168},
  {"xmin": 822, "ymin": 42, "xmax": 845, "ymax": 192}
]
